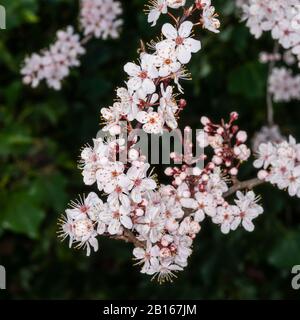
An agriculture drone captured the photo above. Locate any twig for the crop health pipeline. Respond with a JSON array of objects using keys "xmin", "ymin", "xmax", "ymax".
[
  {"xmin": 111, "ymin": 229, "xmax": 146, "ymax": 248},
  {"xmin": 224, "ymin": 177, "xmax": 264, "ymax": 198},
  {"xmin": 81, "ymin": 33, "xmax": 93, "ymax": 45}
]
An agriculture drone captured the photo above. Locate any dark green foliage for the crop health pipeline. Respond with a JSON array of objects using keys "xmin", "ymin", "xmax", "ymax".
[{"xmin": 0, "ymin": 0, "xmax": 300, "ymax": 300}]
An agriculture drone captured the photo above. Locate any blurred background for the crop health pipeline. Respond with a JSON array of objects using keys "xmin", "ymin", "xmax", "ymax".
[{"xmin": 1, "ymin": 0, "xmax": 300, "ymax": 299}]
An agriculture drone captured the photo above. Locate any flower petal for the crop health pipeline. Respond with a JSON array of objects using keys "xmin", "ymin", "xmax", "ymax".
[
  {"xmin": 162, "ymin": 23, "xmax": 177, "ymax": 39},
  {"xmin": 178, "ymin": 21, "xmax": 193, "ymax": 38}
]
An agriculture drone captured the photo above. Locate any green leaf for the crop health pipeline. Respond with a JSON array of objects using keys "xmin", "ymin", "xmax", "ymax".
[
  {"xmin": 2, "ymin": 191, "xmax": 45, "ymax": 239},
  {"xmin": 228, "ymin": 62, "xmax": 267, "ymax": 99},
  {"xmin": 269, "ymin": 230, "xmax": 300, "ymax": 269}
]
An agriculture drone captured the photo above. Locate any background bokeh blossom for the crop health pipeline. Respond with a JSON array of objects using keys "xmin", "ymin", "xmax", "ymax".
[{"xmin": 1, "ymin": 0, "xmax": 300, "ymax": 299}]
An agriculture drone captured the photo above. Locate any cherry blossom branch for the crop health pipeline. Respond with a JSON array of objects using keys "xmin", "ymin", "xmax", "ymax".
[
  {"xmin": 224, "ymin": 177, "xmax": 264, "ymax": 198},
  {"xmin": 111, "ymin": 229, "xmax": 146, "ymax": 248}
]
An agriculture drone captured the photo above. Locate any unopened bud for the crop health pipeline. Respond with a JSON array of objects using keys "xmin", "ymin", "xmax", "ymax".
[{"xmin": 179, "ymin": 99, "xmax": 187, "ymax": 109}]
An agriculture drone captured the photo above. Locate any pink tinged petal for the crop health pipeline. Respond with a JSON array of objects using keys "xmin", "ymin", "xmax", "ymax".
[
  {"xmin": 104, "ymin": 182, "xmax": 116, "ymax": 194},
  {"xmin": 127, "ymin": 77, "xmax": 142, "ymax": 91},
  {"xmin": 86, "ymin": 192, "xmax": 102, "ymax": 207},
  {"xmin": 136, "ymin": 111, "xmax": 148, "ymax": 124},
  {"xmin": 133, "ymin": 247, "xmax": 145, "ymax": 259},
  {"xmin": 83, "ymin": 172, "xmax": 96, "ymax": 186},
  {"xmin": 127, "ymin": 167, "xmax": 139, "ymax": 180},
  {"xmin": 142, "ymin": 78, "xmax": 156, "ymax": 94},
  {"xmin": 205, "ymin": 206, "xmax": 216, "ymax": 217},
  {"xmin": 162, "ymin": 23, "xmax": 178, "ymax": 39},
  {"xmin": 242, "ymin": 218, "xmax": 255, "ymax": 232},
  {"xmin": 148, "ymin": 10, "xmax": 160, "ymax": 26},
  {"xmin": 97, "ymin": 222, "xmax": 106, "ymax": 235},
  {"xmin": 148, "ymin": 65, "xmax": 159, "ymax": 79},
  {"xmin": 108, "ymin": 220, "xmax": 121, "ymax": 235},
  {"xmin": 120, "ymin": 194, "xmax": 130, "ymax": 207},
  {"xmin": 121, "ymin": 215, "xmax": 133, "ymax": 229},
  {"xmin": 230, "ymin": 217, "xmax": 240, "ymax": 231},
  {"xmin": 177, "ymin": 45, "xmax": 192, "ymax": 64},
  {"xmin": 194, "ymin": 209, "xmax": 205, "ymax": 222},
  {"xmin": 142, "ymin": 178, "xmax": 157, "ymax": 190},
  {"xmin": 171, "ymin": 61, "xmax": 181, "ymax": 73},
  {"xmin": 156, "ymin": 40, "xmax": 176, "ymax": 57},
  {"xmin": 288, "ymin": 184, "xmax": 298, "ymax": 197},
  {"xmin": 124, "ymin": 62, "xmax": 141, "ymax": 76},
  {"xmin": 159, "ymin": 65, "xmax": 172, "ymax": 77},
  {"xmin": 178, "ymin": 21, "xmax": 193, "ymax": 38},
  {"xmin": 118, "ymin": 175, "xmax": 130, "ymax": 189},
  {"xmin": 180, "ymin": 198, "xmax": 198, "ymax": 209},
  {"xmin": 221, "ymin": 222, "xmax": 231, "ymax": 234},
  {"xmin": 166, "ymin": 116, "xmax": 177, "ymax": 130},
  {"xmin": 89, "ymin": 237, "xmax": 99, "ymax": 252},
  {"xmin": 184, "ymin": 38, "xmax": 201, "ymax": 53},
  {"xmin": 131, "ymin": 188, "xmax": 142, "ymax": 203}
]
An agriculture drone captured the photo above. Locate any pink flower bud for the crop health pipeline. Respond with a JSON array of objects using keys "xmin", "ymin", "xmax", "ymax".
[
  {"xmin": 164, "ymin": 167, "xmax": 173, "ymax": 176},
  {"xmin": 179, "ymin": 99, "xmax": 187, "ymax": 109},
  {"xmin": 236, "ymin": 130, "xmax": 248, "ymax": 143},
  {"xmin": 230, "ymin": 112, "xmax": 239, "ymax": 121},
  {"xmin": 258, "ymin": 170, "xmax": 268, "ymax": 180},
  {"xmin": 128, "ymin": 149, "xmax": 139, "ymax": 161},
  {"xmin": 212, "ymin": 155, "xmax": 222, "ymax": 165},
  {"xmin": 201, "ymin": 116, "xmax": 210, "ymax": 126},
  {"xmin": 193, "ymin": 167, "xmax": 202, "ymax": 176},
  {"xmin": 229, "ymin": 167, "xmax": 238, "ymax": 176}
]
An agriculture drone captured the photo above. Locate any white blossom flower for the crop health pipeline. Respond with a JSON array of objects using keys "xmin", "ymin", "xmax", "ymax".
[
  {"xmin": 212, "ymin": 205, "xmax": 239, "ymax": 234},
  {"xmin": 158, "ymin": 85, "xmax": 178, "ymax": 129},
  {"xmin": 231, "ymin": 191, "xmax": 264, "ymax": 232},
  {"xmin": 193, "ymin": 192, "xmax": 217, "ymax": 221},
  {"xmin": 148, "ymin": 0, "xmax": 168, "ymax": 26},
  {"xmin": 136, "ymin": 206, "xmax": 164, "ymax": 243},
  {"xmin": 159, "ymin": 21, "xmax": 201, "ymax": 64},
  {"xmin": 136, "ymin": 109, "xmax": 164, "ymax": 134},
  {"xmin": 201, "ymin": 2, "xmax": 220, "ymax": 33},
  {"xmin": 133, "ymin": 242, "xmax": 160, "ymax": 273},
  {"xmin": 127, "ymin": 163, "xmax": 157, "ymax": 203},
  {"xmin": 66, "ymin": 192, "xmax": 103, "ymax": 221},
  {"xmin": 124, "ymin": 54, "xmax": 158, "ymax": 94}
]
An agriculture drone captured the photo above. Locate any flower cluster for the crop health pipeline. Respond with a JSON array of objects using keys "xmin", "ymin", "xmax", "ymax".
[
  {"xmin": 268, "ymin": 67, "xmax": 300, "ymax": 102},
  {"xmin": 59, "ymin": 1, "xmax": 224, "ymax": 282},
  {"xmin": 199, "ymin": 112, "xmax": 251, "ymax": 176},
  {"xmin": 59, "ymin": 1, "xmax": 300, "ymax": 283},
  {"xmin": 80, "ymin": 0, "xmax": 122, "ymax": 39},
  {"xmin": 148, "ymin": 0, "xmax": 220, "ymax": 33},
  {"xmin": 165, "ymin": 113, "xmax": 262, "ymax": 235},
  {"xmin": 21, "ymin": 0, "xmax": 123, "ymax": 90},
  {"xmin": 241, "ymin": 0, "xmax": 300, "ymax": 67},
  {"xmin": 254, "ymin": 136, "xmax": 300, "ymax": 198},
  {"xmin": 21, "ymin": 27, "xmax": 85, "ymax": 90}
]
